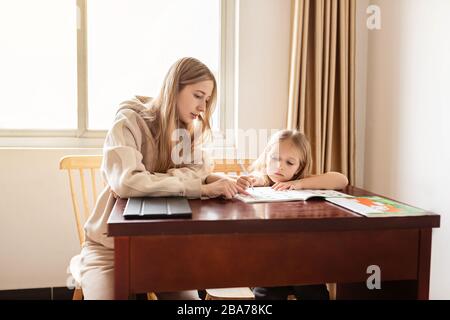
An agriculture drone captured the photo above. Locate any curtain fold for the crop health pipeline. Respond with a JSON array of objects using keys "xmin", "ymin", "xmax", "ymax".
[{"xmin": 287, "ymin": 0, "xmax": 356, "ymax": 184}]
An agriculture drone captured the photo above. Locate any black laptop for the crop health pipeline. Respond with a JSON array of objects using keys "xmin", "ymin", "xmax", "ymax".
[{"xmin": 123, "ymin": 197, "xmax": 192, "ymax": 219}]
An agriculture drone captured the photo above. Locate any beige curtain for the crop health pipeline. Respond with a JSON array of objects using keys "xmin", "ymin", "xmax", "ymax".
[{"xmin": 287, "ymin": 0, "xmax": 356, "ymax": 185}]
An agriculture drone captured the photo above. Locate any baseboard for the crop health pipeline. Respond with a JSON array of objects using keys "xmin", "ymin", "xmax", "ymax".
[
  {"xmin": 0, "ymin": 288, "xmax": 153, "ymax": 300},
  {"xmin": 0, "ymin": 287, "xmax": 74, "ymax": 300}
]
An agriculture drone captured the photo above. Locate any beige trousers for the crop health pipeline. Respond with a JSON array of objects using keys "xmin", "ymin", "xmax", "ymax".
[{"xmin": 79, "ymin": 240, "xmax": 200, "ymax": 300}]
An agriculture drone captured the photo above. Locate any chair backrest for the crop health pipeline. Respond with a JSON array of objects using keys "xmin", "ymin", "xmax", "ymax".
[
  {"xmin": 212, "ymin": 159, "xmax": 253, "ymax": 175},
  {"xmin": 59, "ymin": 155, "xmax": 103, "ymax": 246}
]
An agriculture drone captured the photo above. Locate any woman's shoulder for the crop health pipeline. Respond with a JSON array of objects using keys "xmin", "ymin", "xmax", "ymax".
[
  {"xmin": 112, "ymin": 96, "xmax": 159, "ymax": 138},
  {"xmin": 116, "ymin": 96, "xmax": 152, "ymax": 117}
]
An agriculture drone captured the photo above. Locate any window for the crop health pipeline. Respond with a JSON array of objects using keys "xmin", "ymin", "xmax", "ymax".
[
  {"xmin": 87, "ymin": 0, "xmax": 220, "ymax": 130},
  {"xmin": 0, "ymin": 0, "xmax": 233, "ymax": 142},
  {"xmin": 0, "ymin": 0, "xmax": 77, "ymax": 130}
]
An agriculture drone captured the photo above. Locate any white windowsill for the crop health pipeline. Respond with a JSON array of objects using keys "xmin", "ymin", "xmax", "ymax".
[{"xmin": 0, "ymin": 131, "xmax": 237, "ymax": 154}]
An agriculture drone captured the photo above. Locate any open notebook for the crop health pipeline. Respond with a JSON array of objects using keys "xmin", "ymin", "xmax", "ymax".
[{"xmin": 235, "ymin": 187, "xmax": 350, "ymax": 204}]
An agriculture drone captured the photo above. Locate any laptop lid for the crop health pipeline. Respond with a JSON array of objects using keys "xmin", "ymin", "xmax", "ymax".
[{"xmin": 123, "ymin": 197, "xmax": 192, "ymax": 220}]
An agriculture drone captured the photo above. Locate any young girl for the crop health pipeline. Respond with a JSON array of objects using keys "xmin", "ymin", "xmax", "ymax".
[
  {"xmin": 237, "ymin": 129, "xmax": 348, "ymax": 300},
  {"xmin": 79, "ymin": 57, "xmax": 245, "ymax": 300}
]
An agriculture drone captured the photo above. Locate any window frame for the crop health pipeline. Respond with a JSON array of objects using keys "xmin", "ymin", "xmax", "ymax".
[{"xmin": 0, "ymin": 0, "xmax": 236, "ymax": 148}]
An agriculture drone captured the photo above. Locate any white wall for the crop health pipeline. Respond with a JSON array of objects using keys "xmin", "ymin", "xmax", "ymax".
[
  {"xmin": 364, "ymin": 0, "xmax": 450, "ymax": 299},
  {"xmin": 0, "ymin": 148, "xmax": 102, "ymax": 289},
  {"xmin": 237, "ymin": 0, "xmax": 291, "ymax": 131},
  {"xmin": 355, "ymin": 0, "xmax": 370, "ymax": 188},
  {"xmin": 0, "ymin": 0, "xmax": 292, "ymax": 290}
]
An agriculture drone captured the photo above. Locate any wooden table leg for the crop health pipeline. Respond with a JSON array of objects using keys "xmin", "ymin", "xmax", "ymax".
[
  {"xmin": 114, "ymin": 237, "xmax": 130, "ymax": 300},
  {"xmin": 417, "ymin": 229, "xmax": 432, "ymax": 300},
  {"xmin": 336, "ymin": 228, "xmax": 433, "ymax": 300}
]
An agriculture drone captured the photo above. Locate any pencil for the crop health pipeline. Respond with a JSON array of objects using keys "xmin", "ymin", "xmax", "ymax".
[{"xmin": 239, "ymin": 163, "xmax": 254, "ymax": 191}]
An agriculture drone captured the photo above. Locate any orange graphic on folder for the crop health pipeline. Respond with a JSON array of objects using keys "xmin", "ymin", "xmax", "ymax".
[
  {"xmin": 325, "ymin": 196, "xmax": 425, "ymax": 217},
  {"xmin": 354, "ymin": 198, "xmax": 401, "ymax": 213}
]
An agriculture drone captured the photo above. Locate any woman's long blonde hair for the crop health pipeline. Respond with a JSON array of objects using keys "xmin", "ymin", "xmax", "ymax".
[
  {"xmin": 144, "ymin": 57, "xmax": 217, "ymax": 173},
  {"xmin": 250, "ymin": 130, "xmax": 312, "ymax": 184}
]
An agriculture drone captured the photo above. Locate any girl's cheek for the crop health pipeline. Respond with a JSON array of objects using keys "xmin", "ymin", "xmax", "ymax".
[
  {"xmin": 269, "ymin": 174, "xmax": 280, "ymax": 183},
  {"xmin": 267, "ymin": 163, "xmax": 277, "ymax": 175},
  {"xmin": 265, "ymin": 161, "xmax": 272, "ymax": 172}
]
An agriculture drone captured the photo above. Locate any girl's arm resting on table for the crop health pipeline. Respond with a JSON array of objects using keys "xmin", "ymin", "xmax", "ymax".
[{"xmin": 295, "ymin": 172, "xmax": 349, "ymax": 190}]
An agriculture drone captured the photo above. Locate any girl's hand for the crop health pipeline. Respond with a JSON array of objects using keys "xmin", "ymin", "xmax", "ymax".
[
  {"xmin": 237, "ymin": 175, "xmax": 257, "ymax": 190},
  {"xmin": 111, "ymin": 190, "xmax": 120, "ymax": 199},
  {"xmin": 201, "ymin": 178, "xmax": 249, "ymax": 199},
  {"xmin": 271, "ymin": 180, "xmax": 302, "ymax": 191}
]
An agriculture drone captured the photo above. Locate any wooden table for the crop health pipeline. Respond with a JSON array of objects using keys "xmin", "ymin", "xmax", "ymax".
[{"xmin": 107, "ymin": 186, "xmax": 440, "ymax": 300}]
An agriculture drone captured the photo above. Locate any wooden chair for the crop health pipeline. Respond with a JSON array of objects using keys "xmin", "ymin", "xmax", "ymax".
[
  {"xmin": 60, "ymin": 155, "xmax": 103, "ymax": 300},
  {"xmin": 60, "ymin": 155, "xmax": 103, "ymax": 247},
  {"xmin": 211, "ymin": 159, "xmax": 253, "ymax": 175},
  {"xmin": 59, "ymin": 155, "xmax": 160, "ymax": 300}
]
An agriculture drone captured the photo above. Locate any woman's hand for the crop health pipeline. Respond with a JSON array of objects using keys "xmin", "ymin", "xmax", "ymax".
[
  {"xmin": 236, "ymin": 175, "xmax": 257, "ymax": 190},
  {"xmin": 201, "ymin": 178, "xmax": 249, "ymax": 199},
  {"xmin": 271, "ymin": 180, "xmax": 302, "ymax": 191}
]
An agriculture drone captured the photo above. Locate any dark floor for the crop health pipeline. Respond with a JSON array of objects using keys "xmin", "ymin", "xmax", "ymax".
[
  {"xmin": 0, "ymin": 287, "xmax": 76, "ymax": 300},
  {"xmin": 0, "ymin": 288, "xmax": 152, "ymax": 300}
]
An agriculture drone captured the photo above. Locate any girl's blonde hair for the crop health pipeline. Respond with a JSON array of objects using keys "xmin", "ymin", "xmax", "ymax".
[
  {"xmin": 251, "ymin": 130, "xmax": 312, "ymax": 184},
  {"xmin": 144, "ymin": 57, "xmax": 217, "ymax": 173}
]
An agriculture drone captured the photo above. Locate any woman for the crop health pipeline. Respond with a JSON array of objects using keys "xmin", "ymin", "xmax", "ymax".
[{"xmin": 79, "ymin": 57, "xmax": 245, "ymax": 299}]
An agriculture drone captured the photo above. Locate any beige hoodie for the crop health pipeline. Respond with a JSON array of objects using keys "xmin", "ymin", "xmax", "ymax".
[{"xmin": 84, "ymin": 96, "xmax": 212, "ymax": 249}]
